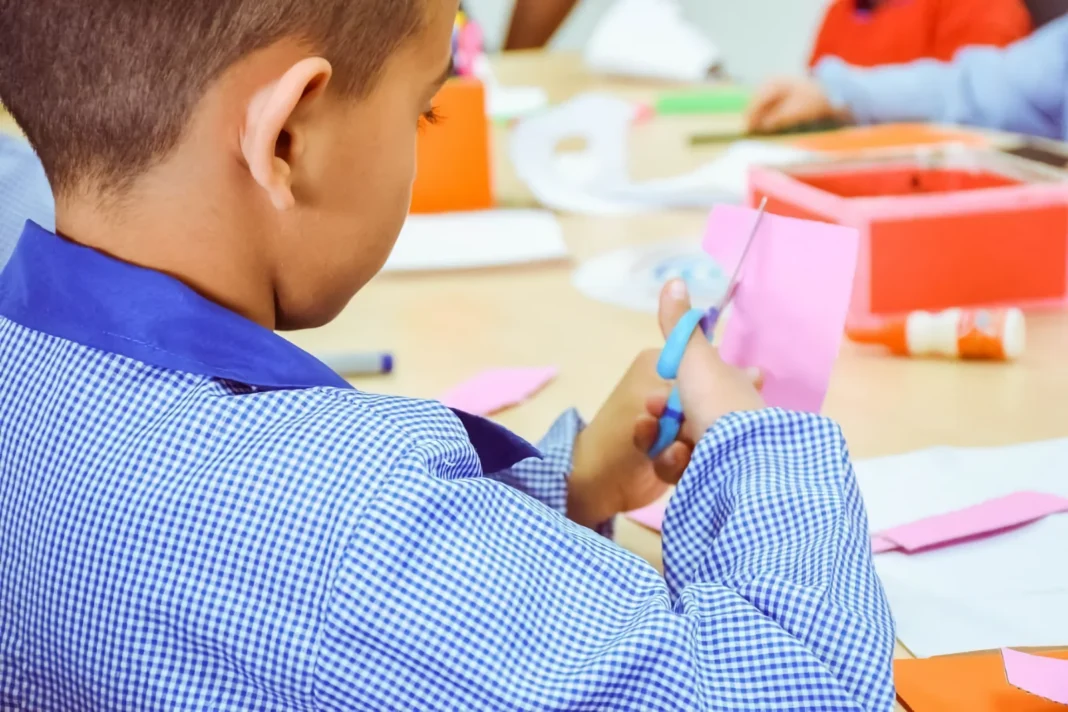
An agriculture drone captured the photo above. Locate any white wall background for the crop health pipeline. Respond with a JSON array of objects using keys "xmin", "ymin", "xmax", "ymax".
[{"xmin": 465, "ymin": 0, "xmax": 829, "ymax": 83}]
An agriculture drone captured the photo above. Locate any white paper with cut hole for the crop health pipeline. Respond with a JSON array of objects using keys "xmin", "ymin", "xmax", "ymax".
[{"xmin": 509, "ymin": 93, "xmax": 812, "ymax": 215}]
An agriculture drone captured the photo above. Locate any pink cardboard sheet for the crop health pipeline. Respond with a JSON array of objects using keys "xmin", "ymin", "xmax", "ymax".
[
  {"xmin": 1002, "ymin": 648, "xmax": 1068, "ymax": 705},
  {"xmin": 702, "ymin": 205, "xmax": 859, "ymax": 413},
  {"xmin": 439, "ymin": 367, "xmax": 558, "ymax": 416},
  {"xmin": 871, "ymin": 491, "xmax": 1068, "ymax": 555},
  {"xmin": 626, "ymin": 500, "xmax": 667, "ymax": 532}
]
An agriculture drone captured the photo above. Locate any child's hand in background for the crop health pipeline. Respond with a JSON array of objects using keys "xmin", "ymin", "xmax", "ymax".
[
  {"xmin": 745, "ymin": 77, "xmax": 847, "ymax": 134},
  {"xmin": 566, "ymin": 281, "xmax": 763, "ymax": 529}
]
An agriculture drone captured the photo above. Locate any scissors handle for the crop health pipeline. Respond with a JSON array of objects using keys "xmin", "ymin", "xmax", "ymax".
[{"xmin": 650, "ymin": 307, "xmax": 717, "ymax": 457}]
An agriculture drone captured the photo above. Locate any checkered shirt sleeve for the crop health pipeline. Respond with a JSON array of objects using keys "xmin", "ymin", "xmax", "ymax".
[{"xmin": 314, "ymin": 408, "xmax": 896, "ymax": 711}]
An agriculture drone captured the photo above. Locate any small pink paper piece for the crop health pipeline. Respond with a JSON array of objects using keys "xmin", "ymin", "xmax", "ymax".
[
  {"xmin": 1002, "ymin": 648, "xmax": 1068, "ymax": 704},
  {"xmin": 869, "ymin": 535, "xmax": 898, "ymax": 554},
  {"xmin": 626, "ymin": 500, "xmax": 667, "ymax": 532},
  {"xmin": 702, "ymin": 205, "xmax": 860, "ymax": 413},
  {"xmin": 870, "ymin": 491, "xmax": 1068, "ymax": 555},
  {"xmin": 439, "ymin": 367, "xmax": 558, "ymax": 416}
]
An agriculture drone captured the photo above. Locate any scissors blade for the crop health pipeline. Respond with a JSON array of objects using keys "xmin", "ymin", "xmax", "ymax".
[{"xmin": 717, "ymin": 196, "xmax": 768, "ymax": 312}]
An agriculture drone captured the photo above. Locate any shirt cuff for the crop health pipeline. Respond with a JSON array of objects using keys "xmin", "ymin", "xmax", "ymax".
[{"xmin": 494, "ymin": 409, "xmax": 615, "ymax": 539}]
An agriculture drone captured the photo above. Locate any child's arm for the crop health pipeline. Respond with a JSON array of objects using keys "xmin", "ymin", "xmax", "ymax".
[
  {"xmin": 815, "ymin": 14, "xmax": 1068, "ymax": 137},
  {"xmin": 0, "ymin": 133, "xmax": 54, "ymax": 269},
  {"xmin": 504, "ymin": 0, "xmax": 579, "ymax": 50},
  {"xmin": 313, "ymin": 408, "xmax": 895, "ymax": 710}
]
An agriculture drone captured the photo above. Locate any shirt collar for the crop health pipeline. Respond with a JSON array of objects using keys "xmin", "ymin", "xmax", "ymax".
[{"xmin": 0, "ymin": 221, "xmax": 541, "ymax": 473}]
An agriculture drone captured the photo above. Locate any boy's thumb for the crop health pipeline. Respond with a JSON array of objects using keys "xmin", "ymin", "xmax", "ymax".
[{"xmin": 659, "ymin": 279, "xmax": 693, "ymax": 340}]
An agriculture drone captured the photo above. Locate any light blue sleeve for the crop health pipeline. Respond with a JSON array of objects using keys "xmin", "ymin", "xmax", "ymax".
[
  {"xmin": 0, "ymin": 134, "xmax": 54, "ymax": 270},
  {"xmin": 815, "ymin": 14, "xmax": 1068, "ymax": 140}
]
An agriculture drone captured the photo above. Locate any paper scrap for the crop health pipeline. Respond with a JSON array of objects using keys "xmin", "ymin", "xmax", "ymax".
[
  {"xmin": 870, "ymin": 535, "xmax": 898, "ymax": 554},
  {"xmin": 572, "ymin": 238, "xmax": 727, "ymax": 314},
  {"xmin": 383, "ymin": 210, "xmax": 568, "ymax": 273},
  {"xmin": 856, "ymin": 438, "xmax": 1068, "ymax": 657},
  {"xmin": 470, "ymin": 54, "xmax": 549, "ymax": 121},
  {"xmin": 702, "ymin": 205, "xmax": 859, "ymax": 412},
  {"xmin": 439, "ymin": 367, "xmax": 558, "ymax": 417},
  {"xmin": 626, "ymin": 500, "xmax": 667, "ymax": 531},
  {"xmin": 872, "ymin": 492, "xmax": 1068, "ymax": 554},
  {"xmin": 1002, "ymin": 649, "xmax": 1068, "ymax": 704}
]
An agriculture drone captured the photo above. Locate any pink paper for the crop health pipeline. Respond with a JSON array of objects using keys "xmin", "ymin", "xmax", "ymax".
[
  {"xmin": 871, "ymin": 491, "xmax": 1068, "ymax": 554},
  {"xmin": 1002, "ymin": 648, "xmax": 1068, "ymax": 704},
  {"xmin": 869, "ymin": 535, "xmax": 898, "ymax": 554},
  {"xmin": 702, "ymin": 205, "xmax": 859, "ymax": 412},
  {"xmin": 626, "ymin": 500, "xmax": 667, "ymax": 531},
  {"xmin": 439, "ymin": 367, "xmax": 558, "ymax": 416}
]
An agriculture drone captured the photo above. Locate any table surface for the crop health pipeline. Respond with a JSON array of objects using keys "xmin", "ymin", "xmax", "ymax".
[{"xmin": 7, "ymin": 50, "xmax": 1065, "ymax": 691}]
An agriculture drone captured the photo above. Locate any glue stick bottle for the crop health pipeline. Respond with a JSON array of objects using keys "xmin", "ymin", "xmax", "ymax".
[{"xmin": 846, "ymin": 308, "xmax": 1025, "ymax": 361}]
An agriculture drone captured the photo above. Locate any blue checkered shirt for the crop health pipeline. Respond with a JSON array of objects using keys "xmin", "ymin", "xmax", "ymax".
[{"xmin": 0, "ymin": 221, "xmax": 895, "ymax": 710}]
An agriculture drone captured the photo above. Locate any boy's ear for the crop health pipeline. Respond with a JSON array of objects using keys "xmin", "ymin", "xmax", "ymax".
[{"xmin": 241, "ymin": 57, "xmax": 333, "ymax": 211}]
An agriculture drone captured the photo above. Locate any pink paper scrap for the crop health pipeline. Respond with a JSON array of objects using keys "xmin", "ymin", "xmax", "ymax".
[
  {"xmin": 438, "ymin": 367, "xmax": 558, "ymax": 417},
  {"xmin": 626, "ymin": 500, "xmax": 667, "ymax": 532},
  {"xmin": 703, "ymin": 205, "xmax": 859, "ymax": 413},
  {"xmin": 1002, "ymin": 648, "xmax": 1068, "ymax": 705},
  {"xmin": 871, "ymin": 491, "xmax": 1068, "ymax": 555},
  {"xmin": 869, "ymin": 535, "xmax": 898, "ymax": 554}
]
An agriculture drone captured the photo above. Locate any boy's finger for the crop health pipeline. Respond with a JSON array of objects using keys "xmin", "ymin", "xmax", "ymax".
[
  {"xmin": 658, "ymin": 279, "xmax": 693, "ymax": 340},
  {"xmin": 653, "ymin": 441, "xmax": 693, "ymax": 485},
  {"xmin": 644, "ymin": 392, "xmax": 669, "ymax": 417},
  {"xmin": 632, "ymin": 414, "xmax": 660, "ymax": 452}
]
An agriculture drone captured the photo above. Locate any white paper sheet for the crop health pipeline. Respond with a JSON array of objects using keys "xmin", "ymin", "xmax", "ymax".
[
  {"xmin": 585, "ymin": 0, "xmax": 721, "ymax": 82},
  {"xmin": 383, "ymin": 210, "xmax": 568, "ymax": 272},
  {"xmin": 509, "ymin": 93, "xmax": 812, "ymax": 215},
  {"xmin": 854, "ymin": 438, "xmax": 1068, "ymax": 657}
]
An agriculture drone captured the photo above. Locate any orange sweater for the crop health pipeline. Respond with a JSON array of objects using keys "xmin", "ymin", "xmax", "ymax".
[{"xmin": 809, "ymin": 0, "xmax": 1031, "ymax": 68}]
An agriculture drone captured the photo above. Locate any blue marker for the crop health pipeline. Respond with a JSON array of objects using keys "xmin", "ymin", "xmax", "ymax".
[{"xmin": 319, "ymin": 351, "xmax": 394, "ymax": 377}]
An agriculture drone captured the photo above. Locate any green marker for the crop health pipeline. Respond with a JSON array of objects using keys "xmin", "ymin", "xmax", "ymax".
[
  {"xmin": 655, "ymin": 87, "xmax": 752, "ymax": 116},
  {"xmin": 689, "ymin": 118, "xmax": 848, "ymax": 146}
]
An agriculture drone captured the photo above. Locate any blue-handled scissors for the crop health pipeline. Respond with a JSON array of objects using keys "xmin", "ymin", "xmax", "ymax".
[{"xmin": 649, "ymin": 197, "xmax": 768, "ymax": 457}]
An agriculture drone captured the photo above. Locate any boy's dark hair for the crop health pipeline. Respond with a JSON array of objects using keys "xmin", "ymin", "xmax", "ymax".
[{"xmin": 0, "ymin": 0, "xmax": 423, "ymax": 195}]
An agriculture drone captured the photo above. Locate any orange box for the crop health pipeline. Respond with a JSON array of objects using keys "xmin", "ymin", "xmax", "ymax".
[
  {"xmin": 748, "ymin": 149, "xmax": 1068, "ymax": 320},
  {"xmin": 410, "ymin": 77, "xmax": 493, "ymax": 214}
]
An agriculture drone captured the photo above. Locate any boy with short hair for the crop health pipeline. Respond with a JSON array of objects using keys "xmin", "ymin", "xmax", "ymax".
[{"xmin": 0, "ymin": 0, "xmax": 894, "ymax": 709}]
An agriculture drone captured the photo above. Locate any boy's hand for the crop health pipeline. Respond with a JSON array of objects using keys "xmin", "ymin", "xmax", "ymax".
[
  {"xmin": 745, "ymin": 77, "xmax": 846, "ymax": 134},
  {"xmin": 567, "ymin": 349, "xmax": 684, "ymax": 529},
  {"xmin": 658, "ymin": 280, "xmax": 764, "ymax": 444},
  {"xmin": 566, "ymin": 280, "xmax": 764, "ymax": 529}
]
